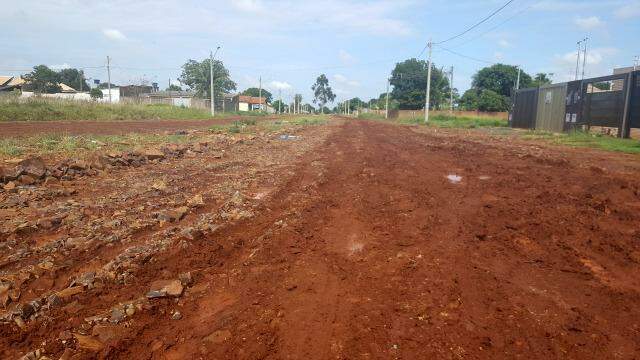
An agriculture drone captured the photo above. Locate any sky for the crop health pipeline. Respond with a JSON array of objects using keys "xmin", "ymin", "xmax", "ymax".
[{"xmin": 1, "ymin": 0, "xmax": 639, "ymax": 104}]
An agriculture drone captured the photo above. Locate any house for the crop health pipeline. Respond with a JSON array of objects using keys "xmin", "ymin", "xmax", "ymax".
[
  {"xmin": 0, "ymin": 76, "xmax": 25, "ymax": 91},
  {"xmin": 611, "ymin": 66, "xmax": 636, "ymax": 91},
  {"xmin": 230, "ymin": 95, "xmax": 267, "ymax": 112}
]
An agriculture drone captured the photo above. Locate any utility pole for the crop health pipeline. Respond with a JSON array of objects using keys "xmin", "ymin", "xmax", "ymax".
[
  {"xmin": 581, "ymin": 37, "xmax": 589, "ymax": 80},
  {"xmin": 516, "ymin": 66, "xmax": 521, "ymax": 90},
  {"xmin": 634, "ymin": 56, "xmax": 639, "ymax": 71},
  {"xmin": 107, "ymin": 56, "xmax": 112, "ymax": 103},
  {"xmin": 385, "ymin": 77, "xmax": 390, "ymax": 119},
  {"xmin": 449, "ymin": 66, "xmax": 454, "ymax": 113},
  {"xmin": 575, "ymin": 40, "xmax": 582, "ymax": 81},
  {"xmin": 424, "ymin": 39, "xmax": 433, "ymax": 124},
  {"xmin": 278, "ymin": 90, "xmax": 282, "ymax": 113},
  {"xmin": 210, "ymin": 46, "xmax": 221, "ymax": 117},
  {"xmin": 258, "ymin": 76, "xmax": 262, "ymax": 113}
]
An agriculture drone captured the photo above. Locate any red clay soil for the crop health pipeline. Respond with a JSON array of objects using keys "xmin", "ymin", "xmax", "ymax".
[
  {"xmin": 0, "ymin": 116, "xmax": 277, "ymax": 137},
  {"xmin": 2, "ymin": 119, "xmax": 640, "ymax": 359}
]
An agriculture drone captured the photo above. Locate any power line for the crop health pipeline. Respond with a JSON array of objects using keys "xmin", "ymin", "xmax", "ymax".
[
  {"xmin": 434, "ymin": 0, "xmax": 517, "ymax": 45},
  {"xmin": 450, "ymin": 2, "xmax": 536, "ymax": 49},
  {"xmin": 437, "ymin": 46, "xmax": 494, "ymax": 65}
]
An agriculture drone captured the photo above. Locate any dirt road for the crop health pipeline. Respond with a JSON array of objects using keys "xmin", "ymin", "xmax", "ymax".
[{"xmin": 2, "ymin": 119, "xmax": 640, "ymax": 359}]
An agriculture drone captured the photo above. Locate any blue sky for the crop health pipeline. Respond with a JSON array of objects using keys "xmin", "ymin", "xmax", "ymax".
[{"xmin": 2, "ymin": 0, "xmax": 639, "ymax": 104}]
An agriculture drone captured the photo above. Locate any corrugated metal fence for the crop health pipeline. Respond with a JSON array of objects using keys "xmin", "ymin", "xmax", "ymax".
[{"xmin": 511, "ymin": 70, "xmax": 639, "ymax": 138}]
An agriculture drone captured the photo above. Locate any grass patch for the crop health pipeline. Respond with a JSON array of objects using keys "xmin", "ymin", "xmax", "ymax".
[
  {"xmin": 0, "ymin": 97, "xmax": 213, "ymax": 122},
  {"xmin": 357, "ymin": 113, "xmax": 386, "ymax": 121},
  {"xmin": 522, "ymin": 130, "xmax": 640, "ymax": 154},
  {"xmin": 0, "ymin": 133, "xmax": 193, "ymax": 158},
  {"xmin": 398, "ymin": 114, "xmax": 507, "ymax": 128}
]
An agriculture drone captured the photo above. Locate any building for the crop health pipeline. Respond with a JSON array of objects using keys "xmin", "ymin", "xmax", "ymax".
[
  {"xmin": 145, "ymin": 90, "xmax": 198, "ymax": 107},
  {"xmin": 119, "ymin": 85, "xmax": 154, "ymax": 98},
  {"xmin": 0, "ymin": 76, "xmax": 25, "ymax": 91},
  {"xmin": 230, "ymin": 95, "xmax": 267, "ymax": 112},
  {"xmin": 612, "ymin": 66, "xmax": 636, "ymax": 91}
]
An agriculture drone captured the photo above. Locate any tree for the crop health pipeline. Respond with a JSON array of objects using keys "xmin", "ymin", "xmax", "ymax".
[
  {"xmin": 166, "ymin": 84, "xmax": 183, "ymax": 91},
  {"xmin": 90, "ymin": 88, "xmax": 103, "ymax": 100},
  {"xmin": 311, "ymin": 74, "xmax": 336, "ymax": 113},
  {"xmin": 23, "ymin": 65, "xmax": 61, "ymax": 93},
  {"xmin": 272, "ymin": 99, "xmax": 288, "ymax": 113},
  {"xmin": 477, "ymin": 90, "xmax": 509, "ymax": 112},
  {"xmin": 179, "ymin": 58, "xmax": 236, "ymax": 103},
  {"xmin": 459, "ymin": 89, "xmax": 480, "ymax": 110},
  {"xmin": 97, "ymin": 82, "xmax": 117, "ymax": 89},
  {"xmin": 531, "ymin": 73, "xmax": 552, "ymax": 87},
  {"xmin": 242, "ymin": 87, "xmax": 273, "ymax": 103},
  {"xmin": 58, "ymin": 68, "xmax": 89, "ymax": 91},
  {"xmin": 472, "ymin": 64, "xmax": 532, "ymax": 98},
  {"xmin": 389, "ymin": 58, "xmax": 451, "ymax": 110}
]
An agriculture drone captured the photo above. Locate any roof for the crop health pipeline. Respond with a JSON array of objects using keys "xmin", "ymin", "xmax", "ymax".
[
  {"xmin": 0, "ymin": 76, "xmax": 25, "ymax": 88},
  {"xmin": 236, "ymin": 95, "xmax": 266, "ymax": 104},
  {"xmin": 148, "ymin": 90, "xmax": 196, "ymax": 98},
  {"xmin": 59, "ymin": 83, "xmax": 77, "ymax": 92}
]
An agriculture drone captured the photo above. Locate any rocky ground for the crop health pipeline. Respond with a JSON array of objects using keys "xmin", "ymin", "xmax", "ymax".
[{"xmin": 2, "ymin": 118, "xmax": 640, "ymax": 359}]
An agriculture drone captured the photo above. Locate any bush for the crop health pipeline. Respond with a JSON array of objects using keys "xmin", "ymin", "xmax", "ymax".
[{"xmin": 89, "ymin": 88, "xmax": 103, "ymax": 100}]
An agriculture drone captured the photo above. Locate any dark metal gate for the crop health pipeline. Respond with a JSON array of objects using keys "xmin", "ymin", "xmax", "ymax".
[{"xmin": 510, "ymin": 87, "xmax": 538, "ymax": 129}]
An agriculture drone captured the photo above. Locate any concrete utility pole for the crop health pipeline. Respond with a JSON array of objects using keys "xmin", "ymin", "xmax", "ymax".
[
  {"xmin": 107, "ymin": 56, "xmax": 112, "ymax": 103},
  {"xmin": 449, "ymin": 66, "xmax": 454, "ymax": 113},
  {"xmin": 575, "ymin": 40, "xmax": 582, "ymax": 81},
  {"xmin": 581, "ymin": 37, "xmax": 589, "ymax": 80},
  {"xmin": 634, "ymin": 56, "xmax": 639, "ymax": 71},
  {"xmin": 385, "ymin": 77, "xmax": 390, "ymax": 119},
  {"xmin": 516, "ymin": 66, "xmax": 521, "ymax": 90},
  {"xmin": 278, "ymin": 90, "xmax": 282, "ymax": 113},
  {"xmin": 424, "ymin": 39, "xmax": 433, "ymax": 124},
  {"xmin": 258, "ymin": 76, "xmax": 262, "ymax": 112},
  {"xmin": 210, "ymin": 46, "xmax": 221, "ymax": 117}
]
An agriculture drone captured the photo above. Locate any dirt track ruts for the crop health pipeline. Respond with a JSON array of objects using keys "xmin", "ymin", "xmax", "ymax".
[{"xmin": 3, "ymin": 119, "xmax": 640, "ymax": 359}]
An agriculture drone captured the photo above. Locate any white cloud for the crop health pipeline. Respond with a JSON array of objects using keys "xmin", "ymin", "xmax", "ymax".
[
  {"xmin": 613, "ymin": 1, "xmax": 640, "ymax": 18},
  {"xmin": 49, "ymin": 63, "xmax": 70, "ymax": 70},
  {"xmin": 232, "ymin": 0, "xmax": 264, "ymax": 12},
  {"xmin": 334, "ymin": 74, "xmax": 360, "ymax": 87},
  {"xmin": 268, "ymin": 81, "xmax": 292, "ymax": 90},
  {"xmin": 494, "ymin": 52, "xmax": 504, "ymax": 61},
  {"xmin": 338, "ymin": 50, "xmax": 355, "ymax": 64},
  {"xmin": 554, "ymin": 47, "xmax": 619, "ymax": 81},
  {"xmin": 498, "ymin": 39, "xmax": 511, "ymax": 48},
  {"xmin": 102, "ymin": 28, "xmax": 127, "ymax": 41},
  {"xmin": 574, "ymin": 16, "xmax": 604, "ymax": 30}
]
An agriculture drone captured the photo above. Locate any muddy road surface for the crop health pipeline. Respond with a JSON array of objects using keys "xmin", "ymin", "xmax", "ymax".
[{"xmin": 2, "ymin": 119, "xmax": 640, "ymax": 359}]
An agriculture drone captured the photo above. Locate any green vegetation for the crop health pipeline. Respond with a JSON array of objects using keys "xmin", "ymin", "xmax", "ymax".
[
  {"xmin": 0, "ymin": 97, "xmax": 213, "ymax": 122},
  {"xmin": 0, "ymin": 133, "xmax": 192, "ymax": 158},
  {"xmin": 397, "ymin": 114, "xmax": 507, "ymax": 128},
  {"xmin": 208, "ymin": 115, "xmax": 328, "ymax": 134},
  {"xmin": 522, "ymin": 130, "xmax": 640, "ymax": 154},
  {"xmin": 357, "ymin": 113, "xmax": 386, "ymax": 121}
]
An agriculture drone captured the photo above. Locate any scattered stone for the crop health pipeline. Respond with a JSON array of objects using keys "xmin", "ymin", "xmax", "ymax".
[
  {"xmin": 125, "ymin": 305, "xmax": 135, "ymax": 317},
  {"xmin": 179, "ymin": 272, "xmax": 193, "ymax": 286},
  {"xmin": 187, "ymin": 194, "xmax": 204, "ymax": 207},
  {"xmin": 151, "ymin": 180, "xmax": 167, "ymax": 192},
  {"xmin": 69, "ymin": 160, "xmax": 88, "ymax": 171},
  {"xmin": 18, "ymin": 174, "xmax": 38, "ymax": 185},
  {"xmin": 72, "ymin": 272, "xmax": 96, "ymax": 289},
  {"xmin": 14, "ymin": 316, "xmax": 27, "ymax": 330},
  {"xmin": 0, "ymin": 283, "xmax": 10, "ymax": 307},
  {"xmin": 17, "ymin": 157, "xmax": 46, "ymax": 178},
  {"xmin": 109, "ymin": 307, "xmax": 125, "ymax": 323},
  {"xmin": 56, "ymin": 286, "xmax": 84, "ymax": 300},
  {"xmin": 157, "ymin": 206, "xmax": 189, "ymax": 222},
  {"xmin": 144, "ymin": 149, "xmax": 166, "ymax": 160},
  {"xmin": 92, "ymin": 324, "xmax": 122, "ymax": 343},
  {"xmin": 3, "ymin": 181, "xmax": 16, "ymax": 191},
  {"xmin": 146, "ymin": 279, "xmax": 184, "ymax": 298},
  {"xmin": 74, "ymin": 334, "xmax": 105, "ymax": 351},
  {"xmin": 171, "ymin": 311, "xmax": 182, "ymax": 320}
]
